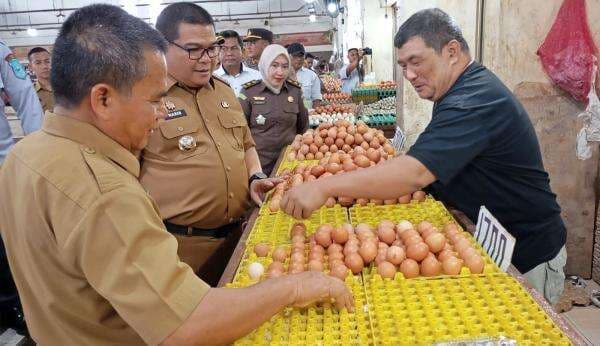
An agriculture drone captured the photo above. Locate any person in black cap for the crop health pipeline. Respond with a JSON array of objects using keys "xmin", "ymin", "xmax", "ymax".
[
  {"xmin": 243, "ymin": 28, "xmax": 273, "ymax": 70},
  {"xmin": 288, "ymin": 43, "xmax": 322, "ymax": 109}
]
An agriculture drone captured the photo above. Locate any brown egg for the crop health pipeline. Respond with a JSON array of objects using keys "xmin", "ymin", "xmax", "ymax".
[
  {"xmin": 377, "ymin": 226, "xmax": 396, "ymax": 245},
  {"xmin": 254, "ymin": 243, "xmax": 270, "ymax": 257},
  {"xmin": 363, "ymin": 132, "xmax": 374, "ymax": 142},
  {"xmin": 361, "ymin": 141, "xmax": 371, "ymax": 150},
  {"xmin": 315, "ymin": 151, "xmax": 324, "ymax": 160},
  {"xmin": 345, "ymin": 253, "xmax": 364, "ymax": 274},
  {"xmin": 391, "ymin": 239, "xmax": 404, "ymax": 248},
  {"xmin": 396, "ymin": 220, "xmax": 414, "ymax": 233},
  {"xmin": 343, "ymin": 243, "xmax": 359, "ymax": 256},
  {"xmin": 355, "ymin": 198, "xmax": 369, "ymax": 206},
  {"xmin": 327, "ymin": 243, "xmax": 344, "ymax": 255},
  {"xmin": 329, "ymin": 264, "xmax": 349, "ymax": 281},
  {"xmin": 308, "ymin": 251, "xmax": 324, "ymax": 262},
  {"xmin": 308, "ymin": 260, "xmax": 324, "ymax": 272},
  {"xmin": 344, "ymin": 134, "xmax": 355, "ymax": 145},
  {"xmin": 377, "ymin": 261, "xmax": 397, "ymax": 279},
  {"xmin": 459, "ymin": 246, "xmax": 478, "ymax": 260},
  {"xmin": 352, "ymin": 146, "xmax": 366, "ymax": 158},
  {"xmin": 407, "ymin": 242, "xmax": 429, "ymax": 262},
  {"xmin": 375, "ymin": 251, "xmax": 388, "ymax": 265},
  {"xmin": 366, "ymin": 148, "xmax": 381, "ymax": 163},
  {"xmin": 337, "ymin": 196, "xmax": 354, "ymax": 207},
  {"xmin": 383, "ymin": 199, "xmax": 397, "ymax": 205},
  {"xmin": 370, "ymin": 138, "xmax": 381, "ymax": 149},
  {"xmin": 342, "ymin": 160, "xmax": 357, "ymax": 172},
  {"xmin": 437, "ymin": 249, "xmax": 457, "ymax": 262},
  {"xmin": 328, "ymin": 252, "xmax": 345, "ymax": 263},
  {"xmin": 421, "ymin": 256, "xmax": 442, "ymax": 277},
  {"xmin": 292, "ymin": 241, "xmax": 305, "ymax": 252},
  {"xmin": 310, "ymin": 244, "xmax": 326, "ymax": 254},
  {"xmin": 400, "ymin": 259, "xmax": 420, "ymax": 278},
  {"xmin": 425, "ymin": 233, "xmax": 446, "ymax": 253},
  {"xmin": 442, "ymin": 256, "xmax": 463, "ymax": 275},
  {"xmin": 444, "ymin": 222, "xmax": 460, "ymax": 234},
  {"xmin": 272, "ymin": 246, "xmax": 289, "ymax": 262},
  {"xmin": 420, "ymin": 227, "xmax": 436, "ymax": 240},
  {"xmin": 454, "ymin": 238, "xmax": 472, "ymax": 253},
  {"xmin": 332, "ymin": 227, "xmax": 349, "ymax": 244},
  {"xmin": 327, "ymin": 127, "xmax": 338, "ymax": 139},
  {"xmin": 334, "ymin": 138, "xmax": 345, "ymax": 148},
  {"xmin": 268, "ymin": 261, "xmax": 285, "ymax": 272},
  {"xmin": 290, "ymin": 251, "xmax": 305, "ymax": 262},
  {"xmin": 404, "ymin": 235, "xmax": 424, "ymax": 247},
  {"xmin": 412, "ymin": 190, "xmax": 426, "ymax": 201},
  {"xmin": 378, "ymin": 241, "xmax": 389, "ymax": 251},
  {"xmin": 464, "ymin": 254, "xmax": 485, "ymax": 274},
  {"xmin": 324, "ymin": 197, "xmax": 336, "ymax": 207},
  {"xmin": 325, "ymin": 162, "xmax": 341, "ymax": 174},
  {"xmin": 267, "ymin": 268, "xmax": 284, "ymax": 279},
  {"xmin": 417, "ymin": 221, "xmax": 434, "ymax": 234},
  {"xmin": 386, "ymin": 246, "xmax": 406, "ymax": 265},
  {"xmin": 400, "ymin": 229, "xmax": 420, "ymax": 242},
  {"xmin": 354, "ymin": 155, "xmax": 371, "ymax": 168},
  {"xmin": 291, "ymin": 234, "xmax": 306, "ymax": 244},
  {"xmin": 310, "ymin": 165, "xmax": 326, "ymax": 178},
  {"xmin": 359, "ymin": 242, "xmax": 378, "ymax": 264},
  {"xmin": 330, "ymin": 144, "xmax": 339, "ymax": 153}
]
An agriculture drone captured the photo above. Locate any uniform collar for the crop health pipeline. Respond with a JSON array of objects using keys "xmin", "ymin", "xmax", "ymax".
[
  {"xmin": 34, "ymin": 80, "xmax": 52, "ymax": 92},
  {"xmin": 259, "ymin": 80, "xmax": 290, "ymax": 93},
  {"xmin": 42, "ymin": 112, "xmax": 140, "ymax": 178},
  {"xmin": 166, "ymin": 73, "xmax": 216, "ymax": 94},
  {"xmin": 219, "ymin": 63, "xmax": 248, "ymax": 77}
]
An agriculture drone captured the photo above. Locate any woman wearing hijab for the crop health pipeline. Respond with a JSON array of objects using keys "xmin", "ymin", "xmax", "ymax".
[{"xmin": 238, "ymin": 44, "xmax": 308, "ymax": 176}]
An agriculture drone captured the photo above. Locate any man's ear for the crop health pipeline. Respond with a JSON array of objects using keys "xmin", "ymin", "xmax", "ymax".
[
  {"xmin": 89, "ymin": 83, "xmax": 117, "ymax": 121},
  {"xmin": 445, "ymin": 39, "xmax": 462, "ymax": 65}
]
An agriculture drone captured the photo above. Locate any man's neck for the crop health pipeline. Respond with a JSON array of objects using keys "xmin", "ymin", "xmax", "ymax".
[
  {"xmin": 224, "ymin": 63, "xmax": 242, "ymax": 76},
  {"xmin": 38, "ymin": 78, "xmax": 52, "ymax": 90}
]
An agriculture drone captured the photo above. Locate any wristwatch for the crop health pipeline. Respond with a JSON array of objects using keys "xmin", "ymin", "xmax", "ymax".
[{"xmin": 248, "ymin": 172, "xmax": 268, "ymax": 186}]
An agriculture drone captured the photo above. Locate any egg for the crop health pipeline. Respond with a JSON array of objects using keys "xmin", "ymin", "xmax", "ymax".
[
  {"xmin": 420, "ymin": 256, "xmax": 442, "ymax": 277},
  {"xmin": 459, "ymin": 246, "xmax": 478, "ymax": 260},
  {"xmin": 359, "ymin": 242, "xmax": 378, "ymax": 264},
  {"xmin": 375, "ymin": 251, "xmax": 388, "ymax": 265},
  {"xmin": 329, "ymin": 264, "xmax": 349, "ymax": 281},
  {"xmin": 268, "ymin": 261, "xmax": 285, "ymax": 272},
  {"xmin": 325, "ymin": 197, "xmax": 336, "ymax": 207},
  {"xmin": 354, "ymin": 155, "xmax": 371, "ymax": 168},
  {"xmin": 291, "ymin": 234, "xmax": 306, "ymax": 244},
  {"xmin": 425, "ymin": 233, "xmax": 446, "ymax": 253},
  {"xmin": 254, "ymin": 243, "xmax": 270, "ymax": 257},
  {"xmin": 308, "ymin": 260, "xmax": 324, "ymax": 272},
  {"xmin": 404, "ymin": 235, "xmax": 424, "ymax": 247},
  {"xmin": 315, "ymin": 230, "xmax": 333, "ymax": 248},
  {"xmin": 342, "ymin": 160, "xmax": 357, "ymax": 172},
  {"xmin": 417, "ymin": 221, "xmax": 434, "ymax": 234},
  {"xmin": 378, "ymin": 242, "xmax": 389, "ymax": 251},
  {"xmin": 288, "ymin": 262, "xmax": 305, "ymax": 274},
  {"xmin": 248, "ymin": 262, "xmax": 265, "ymax": 280},
  {"xmin": 366, "ymin": 148, "xmax": 381, "ymax": 163},
  {"xmin": 310, "ymin": 165, "xmax": 326, "ymax": 178},
  {"xmin": 391, "ymin": 239, "xmax": 404, "ymax": 248},
  {"xmin": 328, "ymin": 251, "xmax": 344, "ymax": 262},
  {"xmin": 345, "ymin": 253, "xmax": 365, "ymax": 274},
  {"xmin": 308, "ymin": 251, "xmax": 324, "ymax": 262},
  {"xmin": 343, "ymin": 243, "xmax": 359, "ymax": 256},
  {"xmin": 386, "ymin": 246, "xmax": 406, "ymax": 265},
  {"xmin": 377, "ymin": 226, "xmax": 396, "ymax": 245},
  {"xmin": 444, "ymin": 222, "xmax": 460, "ymax": 234},
  {"xmin": 377, "ymin": 261, "xmax": 397, "ymax": 279},
  {"xmin": 437, "ymin": 249, "xmax": 457, "ymax": 262},
  {"xmin": 400, "ymin": 259, "xmax": 420, "ymax": 278},
  {"xmin": 400, "ymin": 229, "xmax": 420, "ymax": 242},
  {"xmin": 396, "ymin": 220, "xmax": 414, "ymax": 233},
  {"xmin": 412, "ymin": 190, "xmax": 426, "ymax": 201},
  {"xmin": 272, "ymin": 246, "xmax": 289, "ymax": 262},
  {"xmin": 310, "ymin": 244, "xmax": 326, "ymax": 254},
  {"xmin": 407, "ymin": 242, "xmax": 429, "ymax": 261},
  {"xmin": 464, "ymin": 254, "xmax": 485, "ymax": 274},
  {"xmin": 454, "ymin": 238, "xmax": 472, "ymax": 253},
  {"xmin": 337, "ymin": 196, "xmax": 354, "ymax": 207},
  {"xmin": 332, "ymin": 227, "xmax": 349, "ymax": 244},
  {"xmin": 292, "ymin": 241, "xmax": 305, "ymax": 252},
  {"xmin": 442, "ymin": 256, "xmax": 463, "ymax": 275},
  {"xmin": 327, "ymin": 243, "xmax": 344, "ymax": 255}
]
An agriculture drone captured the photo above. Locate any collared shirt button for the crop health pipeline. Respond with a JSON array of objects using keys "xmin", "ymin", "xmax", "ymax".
[
  {"xmin": 226, "ymin": 166, "xmax": 231, "ymax": 172},
  {"xmin": 84, "ymin": 147, "xmax": 95, "ymax": 154},
  {"xmin": 177, "ymin": 126, "xmax": 184, "ymax": 132},
  {"xmin": 216, "ymin": 142, "xmax": 221, "ymax": 147},
  {"xmin": 228, "ymin": 192, "xmax": 234, "ymax": 198}
]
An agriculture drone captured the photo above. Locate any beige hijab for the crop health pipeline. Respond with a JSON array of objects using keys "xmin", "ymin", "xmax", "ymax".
[{"xmin": 258, "ymin": 44, "xmax": 291, "ymax": 94}]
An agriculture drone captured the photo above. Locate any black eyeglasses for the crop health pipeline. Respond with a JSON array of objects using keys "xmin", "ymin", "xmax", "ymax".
[{"xmin": 169, "ymin": 41, "xmax": 221, "ymax": 60}]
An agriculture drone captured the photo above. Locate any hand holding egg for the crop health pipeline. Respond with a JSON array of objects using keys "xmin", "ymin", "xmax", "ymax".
[{"xmin": 289, "ymin": 271, "xmax": 355, "ymax": 312}]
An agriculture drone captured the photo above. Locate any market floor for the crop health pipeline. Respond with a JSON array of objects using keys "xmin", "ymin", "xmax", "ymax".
[{"xmin": 562, "ymin": 280, "xmax": 600, "ymax": 345}]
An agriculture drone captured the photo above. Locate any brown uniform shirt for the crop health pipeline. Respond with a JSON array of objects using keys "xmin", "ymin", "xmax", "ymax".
[
  {"xmin": 140, "ymin": 76, "xmax": 255, "ymax": 229},
  {"xmin": 239, "ymin": 79, "xmax": 308, "ymax": 175},
  {"xmin": 34, "ymin": 80, "xmax": 54, "ymax": 113},
  {"xmin": 0, "ymin": 113, "xmax": 209, "ymax": 345}
]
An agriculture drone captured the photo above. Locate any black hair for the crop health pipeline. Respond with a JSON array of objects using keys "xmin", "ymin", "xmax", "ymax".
[
  {"xmin": 305, "ymin": 53, "xmax": 315, "ymax": 59},
  {"xmin": 348, "ymin": 48, "xmax": 359, "ymax": 54},
  {"xmin": 51, "ymin": 4, "xmax": 167, "ymax": 108},
  {"xmin": 220, "ymin": 30, "xmax": 243, "ymax": 47},
  {"xmin": 27, "ymin": 47, "xmax": 49, "ymax": 60},
  {"xmin": 156, "ymin": 2, "xmax": 214, "ymax": 42},
  {"xmin": 394, "ymin": 8, "xmax": 469, "ymax": 53}
]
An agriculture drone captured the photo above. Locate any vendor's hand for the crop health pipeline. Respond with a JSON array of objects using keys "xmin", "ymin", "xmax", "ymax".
[
  {"xmin": 290, "ymin": 271, "xmax": 354, "ymax": 311},
  {"xmin": 280, "ymin": 181, "xmax": 328, "ymax": 219},
  {"xmin": 250, "ymin": 177, "xmax": 283, "ymax": 206},
  {"xmin": 0, "ymin": 90, "xmax": 9, "ymax": 105}
]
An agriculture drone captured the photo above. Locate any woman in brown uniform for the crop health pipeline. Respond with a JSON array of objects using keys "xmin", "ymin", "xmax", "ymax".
[{"xmin": 238, "ymin": 44, "xmax": 308, "ymax": 175}]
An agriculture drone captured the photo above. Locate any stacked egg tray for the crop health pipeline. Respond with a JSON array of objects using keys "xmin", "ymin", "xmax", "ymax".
[
  {"xmin": 229, "ymin": 275, "xmax": 375, "ymax": 345},
  {"xmin": 362, "ymin": 273, "xmax": 570, "ymax": 345},
  {"xmin": 348, "ymin": 198, "xmax": 502, "ymax": 276}
]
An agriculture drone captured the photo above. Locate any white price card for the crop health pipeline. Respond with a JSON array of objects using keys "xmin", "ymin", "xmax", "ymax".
[
  {"xmin": 391, "ymin": 126, "xmax": 406, "ymax": 154},
  {"xmin": 474, "ymin": 206, "xmax": 516, "ymax": 271}
]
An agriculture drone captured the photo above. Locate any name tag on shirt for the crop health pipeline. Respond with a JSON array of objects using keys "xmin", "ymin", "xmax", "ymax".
[
  {"xmin": 474, "ymin": 206, "xmax": 516, "ymax": 271},
  {"xmin": 166, "ymin": 109, "xmax": 187, "ymax": 120}
]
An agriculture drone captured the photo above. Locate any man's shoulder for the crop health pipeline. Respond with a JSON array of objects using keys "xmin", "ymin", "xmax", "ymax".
[{"xmin": 212, "ymin": 74, "xmax": 230, "ymax": 87}]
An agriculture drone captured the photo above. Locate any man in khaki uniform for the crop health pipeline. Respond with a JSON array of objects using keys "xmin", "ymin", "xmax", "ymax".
[
  {"xmin": 28, "ymin": 47, "xmax": 54, "ymax": 112},
  {"xmin": 0, "ymin": 4, "xmax": 352, "ymax": 344},
  {"xmin": 141, "ymin": 2, "xmax": 277, "ymax": 286}
]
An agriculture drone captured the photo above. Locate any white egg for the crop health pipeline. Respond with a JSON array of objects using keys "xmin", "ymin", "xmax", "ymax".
[{"xmin": 247, "ymin": 262, "xmax": 264, "ymax": 280}]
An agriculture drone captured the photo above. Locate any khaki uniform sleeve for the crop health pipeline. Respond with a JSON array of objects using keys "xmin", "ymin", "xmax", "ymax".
[
  {"xmin": 70, "ymin": 188, "xmax": 210, "ymax": 345},
  {"xmin": 297, "ymin": 89, "xmax": 309, "ymax": 134},
  {"xmin": 238, "ymin": 92, "xmax": 256, "ymax": 151}
]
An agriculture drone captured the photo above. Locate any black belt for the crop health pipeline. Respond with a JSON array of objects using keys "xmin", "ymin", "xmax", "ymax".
[{"xmin": 164, "ymin": 220, "xmax": 241, "ymax": 238}]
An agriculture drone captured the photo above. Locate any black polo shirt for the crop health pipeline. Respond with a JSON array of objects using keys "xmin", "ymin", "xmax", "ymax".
[{"xmin": 408, "ymin": 61, "xmax": 566, "ymax": 273}]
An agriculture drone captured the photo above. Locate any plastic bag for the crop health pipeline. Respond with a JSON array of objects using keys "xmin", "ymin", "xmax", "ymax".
[
  {"xmin": 576, "ymin": 64, "xmax": 600, "ymax": 159},
  {"xmin": 537, "ymin": 0, "xmax": 597, "ymax": 103}
]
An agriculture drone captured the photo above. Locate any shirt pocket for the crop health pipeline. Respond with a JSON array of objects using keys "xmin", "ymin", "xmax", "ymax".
[
  {"xmin": 249, "ymin": 104, "xmax": 275, "ymax": 132},
  {"xmin": 217, "ymin": 109, "xmax": 246, "ymax": 151},
  {"xmin": 157, "ymin": 116, "xmax": 208, "ymax": 161},
  {"xmin": 279, "ymin": 102, "xmax": 299, "ymax": 128}
]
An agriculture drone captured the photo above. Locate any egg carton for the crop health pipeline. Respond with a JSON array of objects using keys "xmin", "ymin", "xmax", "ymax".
[
  {"xmin": 361, "ymin": 273, "xmax": 571, "ymax": 346},
  {"xmin": 229, "ymin": 275, "xmax": 375, "ymax": 345},
  {"xmin": 348, "ymin": 199, "xmax": 502, "ymax": 277}
]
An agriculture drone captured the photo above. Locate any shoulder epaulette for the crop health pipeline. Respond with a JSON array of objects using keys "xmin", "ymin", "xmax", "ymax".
[
  {"xmin": 286, "ymin": 79, "xmax": 301, "ymax": 88},
  {"xmin": 212, "ymin": 75, "xmax": 230, "ymax": 86},
  {"xmin": 243, "ymin": 79, "xmax": 262, "ymax": 89}
]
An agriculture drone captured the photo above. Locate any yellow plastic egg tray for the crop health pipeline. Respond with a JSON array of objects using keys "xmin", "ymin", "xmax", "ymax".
[
  {"xmin": 275, "ymin": 158, "xmax": 319, "ymax": 175},
  {"xmin": 228, "ymin": 275, "xmax": 375, "ymax": 345},
  {"xmin": 362, "ymin": 273, "xmax": 570, "ymax": 346}
]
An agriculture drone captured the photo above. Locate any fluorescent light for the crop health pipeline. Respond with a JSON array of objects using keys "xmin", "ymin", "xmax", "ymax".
[
  {"xmin": 309, "ymin": 14, "xmax": 316, "ymax": 22},
  {"xmin": 327, "ymin": 2, "xmax": 338, "ymax": 13},
  {"xmin": 121, "ymin": 0, "xmax": 137, "ymax": 16},
  {"xmin": 305, "ymin": 0, "xmax": 316, "ymax": 3},
  {"xmin": 27, "ymin": 27, "xmax": 38, "ymax": 36},
  {"xmin": 149, "ymin": 0, "xmax": 161, "ymax": 25}
]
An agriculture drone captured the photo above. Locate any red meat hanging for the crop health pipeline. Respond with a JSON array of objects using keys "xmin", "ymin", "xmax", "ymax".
[{"xmin": 537, "ymin": 0, "xmax": 598, "ymax": 103}]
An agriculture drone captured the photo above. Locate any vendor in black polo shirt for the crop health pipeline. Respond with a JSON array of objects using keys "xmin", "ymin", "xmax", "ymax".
[{"xmin": 281, "ymin": 8, "xmax": 567, "ymax": 305}]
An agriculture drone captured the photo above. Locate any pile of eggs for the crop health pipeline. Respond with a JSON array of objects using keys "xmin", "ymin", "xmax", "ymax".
[
  {"xmin": 321, "ymin": 75, "xmax": 342, "ymax": 93},
  {"xmin": 323, "ymin": 92, "xmax": 352, "ymax": 102},
  {"xmin": 249, "ymin": 220, "xmax": 484, "ymax": 281},
  {"xmin": 288, "ymin": 121, "xmax": 393, "ymax": 161}
]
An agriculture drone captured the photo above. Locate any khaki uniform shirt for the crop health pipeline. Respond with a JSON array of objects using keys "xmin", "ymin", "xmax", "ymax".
[
  {"xmin": 239, "ymin": 79, "xmax": 308, "ymax": 175},
  {"xmin": 140, "ymin": 76, "xmax": 255, "ymax": 229},
  {"xmin": 34, "ymin": 80, "xmax": 54, "ymax": 113},
  {"xmin": 0, "ymin": 113, "xmax": 209, "ymax": 345}
]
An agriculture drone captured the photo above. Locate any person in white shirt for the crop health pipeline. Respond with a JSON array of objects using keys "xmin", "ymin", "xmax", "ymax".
[
  {"xmin": 214, "ymin": 30, "xmax": 261, "ymax": 96},
  {"xmin": 287, "ymin": 43, "xmax": 322, "ymax": 109},
  {"xmin": 339, "ymin": 48, "xmax": 364, "ymax": 93}
]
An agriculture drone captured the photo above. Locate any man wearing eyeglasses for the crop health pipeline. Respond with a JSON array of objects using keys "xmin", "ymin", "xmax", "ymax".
[
  {"xmin": 214, "ymin": 30, "xmax": 261, "ymax": 97},
  {"xmin": 243, "ymin": 28, "xmax": 273, "ymax": 70},
  {"xmin": 140, "ymin": 2, "xmax": 276, "ymax": 286}
]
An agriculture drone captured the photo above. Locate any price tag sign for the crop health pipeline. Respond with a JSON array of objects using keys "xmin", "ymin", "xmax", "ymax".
[
  {"xmin": 474, "ymin": 206, "xmax": 516, "ymax": 271},
  {"xmin": 391, "ymin": 126, "xmax": 406, "ymax": 154}
]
